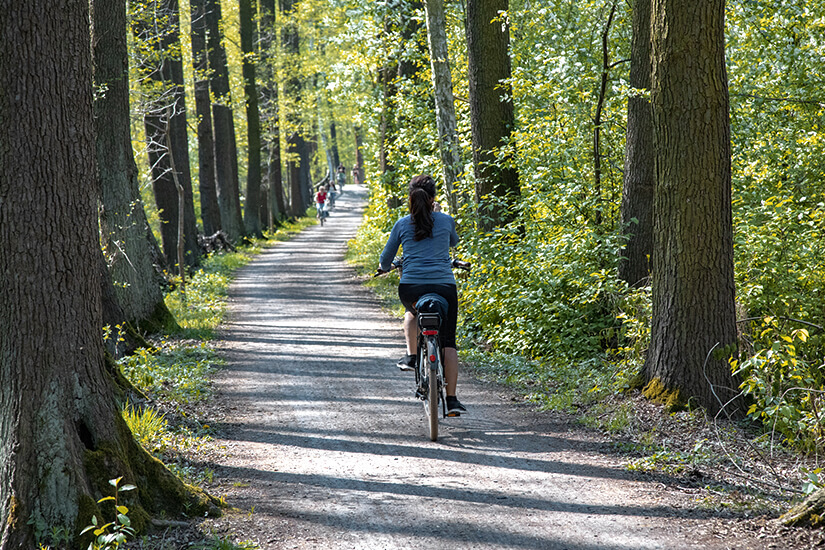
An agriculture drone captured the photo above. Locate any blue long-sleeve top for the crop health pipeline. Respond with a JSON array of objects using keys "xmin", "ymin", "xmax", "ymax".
[{"xmin": 379, "ymin": 212, "xmax": 459, "ymax": 284}]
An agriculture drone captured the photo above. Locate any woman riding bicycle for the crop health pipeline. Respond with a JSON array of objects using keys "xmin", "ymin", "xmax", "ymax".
[{"xmin": 378, "ymin": 174, "xmax": 467, "ymax": 416}]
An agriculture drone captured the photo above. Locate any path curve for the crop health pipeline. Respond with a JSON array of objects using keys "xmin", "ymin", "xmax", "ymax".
[{"xmin": 210, "ymin": 185, "xmax": 764, "ymax": 549}]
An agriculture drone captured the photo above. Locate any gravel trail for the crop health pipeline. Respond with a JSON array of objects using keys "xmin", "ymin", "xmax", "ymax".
[{"xmin": 210, "ymin": 185, "xmax": 769, "ymax": 549}]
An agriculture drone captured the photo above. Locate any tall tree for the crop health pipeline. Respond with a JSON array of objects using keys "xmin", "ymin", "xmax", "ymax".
[
  {"xmin": 329, "ymin": 120, "xmax": 341, "ymax": 170},
  {"xmin": 619, "ymin": 0, "xmax": 655, "ymax": 288},
  {"xmin": 240, "ymin": 0, "xmax": 264, "ymax": 236},
  {"xmin": 0, "ymin": 1, "xmax": 213, "ymax": 545},
  {"xmin": 192, "ymin": 0, "xmax": 223, "ymax": 236},
  {"xmin": 92, "ymin": 0, "xmax": 176, "ymax": 331},
  {"xmin": 643, "ymin": 0, "xmax": 742, "ymax": 414},
  {"xmin": 378, "ymin": 13, "xmax": 399, "ymax": 189},
  {"xmin": 353, "ymin": 125, "xmax": 365, "ymax": 184},
  {"xmin": 260, "ymin": 0, "xmax": 286, "ymax": 224},
  {"xmin": 424, "ymin": 0, "xmax": 461, "ymax": 214},
  {"xmin": 466, "ymin": 0, "xmax": 520, "ymax": 229},
  {"xmin": 281, "ymin": 0, "xmax": 311, "ymax": 217},
  {"xmin": 206, "ymin": 0, "xmax": 245, "ymax": 240},
  {"xmin": 133, "ymin": 0, "xmax": 201, "ymax": 271}
]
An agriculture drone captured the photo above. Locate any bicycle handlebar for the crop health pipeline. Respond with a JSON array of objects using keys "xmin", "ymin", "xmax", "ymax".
[{"xmin": 373, "ymin": 256, "xmax": 471, "ymax": 277}]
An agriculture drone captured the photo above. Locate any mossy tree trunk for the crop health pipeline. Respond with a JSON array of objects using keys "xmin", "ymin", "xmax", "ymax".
[
  {"xmin": 466, "ymin": 0, "xmax": 520, "ymax": 230},
  {"xmin": 0, "ymin": 2, "xmax": 214, "ymax": 546},
  {"xmin": 619, "ymin": 0, "xmax": 655, "ymax": 288},
  {"xmin": 643, "ymin": 0, "xmax": 743, "ymax": 415},
  {"xmin": 92, "ymin": 0, "xmax": 177, "ymax": 335},
  {"xmin": 782, "ymin": 489, "xmax": 825, "ymax": 527}
]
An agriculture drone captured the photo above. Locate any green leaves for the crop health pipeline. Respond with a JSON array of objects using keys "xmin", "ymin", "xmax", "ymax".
[
  {"xmin": 733, "ymin": 319, "xmax": 824, "ymax": 451},
  {"xmin": 80, "ymin": 477, "xmax": 137, "ymax": 550}
]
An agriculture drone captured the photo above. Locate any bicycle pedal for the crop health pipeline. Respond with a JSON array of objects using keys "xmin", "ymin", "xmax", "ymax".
[{"xmin": 445, "ymin": 411, "xmax": 461, "ymax": 417}]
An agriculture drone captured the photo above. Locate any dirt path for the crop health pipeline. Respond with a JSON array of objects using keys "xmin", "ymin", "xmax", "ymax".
[{"xmin": 206, "ymin": 185, "xmax": 777, "ymax": 549}]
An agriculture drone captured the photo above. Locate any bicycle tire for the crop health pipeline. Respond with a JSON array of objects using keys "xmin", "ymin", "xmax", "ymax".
[{"xmin": 426, "ymin": 338, "xmax": 439, "ymax": 441}]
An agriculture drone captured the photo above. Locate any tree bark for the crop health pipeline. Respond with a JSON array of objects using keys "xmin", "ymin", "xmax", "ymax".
[
  {"xmin": 206, "ymin": 0, "xmax": 245, "ymax": 240},
  {"xmin": 192, "ymin": 0, "xmax": 223, "ymax": 236},
  {"xmin": 134, "ymin": 0, "xmax": 201, "ymax": 272},
  {"xmin": 782, "ymin": 488, "xmax": 825, "ymax": 527},
  {"xmin": 240, "ymin": 0, "xmax": 264, "ymax": 236},
  {"xmin": 354, "ymin": 126, "xmax": 365, "ymax": 184},
  {"xmin": 281, "ymin": 0, "xmax": 311, "ymax": 217},
  {"xmin": 378, "ymin": 13, "xmax": 399, "ymax": 189},
  {"xmin": 0, "ymin": 2, "xmax": 214, "ymax": 545},
  {"xmin": 92, "ymin": 0, "xmax": 176, "ymax": 332},
  {"xmin": 424, "ymin": 0, "xmax": 461, "ymax": 214},
  {"xmin": 643, "ymin": 0, "xmax": 743, "ymax": 415},
  {"xmin": 165, "ymin": 26, "xmax": 201, "ymax": 268},
  {"xmin": 260, "ymin": 0, "xmax": 285, "ymax": 224},
  {"xmin": 329, "ymin": 120, "xmax": 341, "ymax": 170},
  {"xmin": 466, "ymin": 0, "xmax": 520, "ymax": 229},
  {"xmin": 619, "ymin": 0, "xmax": 655, "ymax": 288}
]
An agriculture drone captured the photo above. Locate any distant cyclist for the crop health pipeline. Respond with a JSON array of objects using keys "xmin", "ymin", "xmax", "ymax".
[
  {"xmin": 337, "ymin": 163, "xmax": 346, "ymax": 190},
  {"xmin": 314, "ymin": 185, "xmax": 328, "ymax": 220},
  {"xmin": 378, "ymin": 174, "xmax": 467, "ymax": 416}
]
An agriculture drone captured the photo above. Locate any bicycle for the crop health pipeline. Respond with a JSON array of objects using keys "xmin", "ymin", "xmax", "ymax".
[
  {"xmin": 316, "ymin": 200, "xmax": 330, "ymax": 226},
  {"xmin": 375, "ymin": 257, "xmax": 470, "ymax": 441}
]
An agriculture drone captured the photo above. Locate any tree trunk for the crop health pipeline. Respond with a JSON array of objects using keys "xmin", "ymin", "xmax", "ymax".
[
  {"xmin": 134, "ymin": 0, "xmax": 201, "ymax": 272},
  {"xmin": 782, "ymin": 488, "xmax": 825, "ymax": 527},
  {"xmin": 643, "ymin": 0, "xmax": 743, "ymax": 415},
  {"xmin": 206, "ymin": 0, "xmax": 245, "ymax": 241},
  {"xmin": 592, "ymin": 3, "xmax": 618, "ymax": 227},
  {"xmin": 379, "ymin": 79, "xmax": 398, "ymax": 189},
  {"xmin": 92, "ymin": 0, "xmax": 176, "ymax": 332},
  {"xmin": 0, "ymin": 3, "xmax": 215, "ymax": 546},
  {"xmin": 240, "ymin": 0, "xmax": 264, "ymax": 236},
  {"xmin": 424, "ymin": 0, "xmax": 461, "ymax": 214},
  {"xmin": 329, "ymin": 120, "xmax": 341, "ymax": 170},
  {"xmin": 260, "ymin": 0, "xmax": 285, "ymax": 223},
  {"xmin": 300, "ymin": 134, "xmax": 313, "ymax": 207},
  {"xmin": 166, "ymin": 33, "xmax": 201, "ymax": 268},
  {"xmin": 192, "ymin": 0, "xmax": 223, "ymax": 236},
  {"xmin": 354, "ymin": 126, "xmax": 365, "ymax": 184},
  {"xmin": 378, "ymin": 14, "xmax": 398, "ymax": 190},
  {"xmin": 282, "ymin": 0, "xmax": 310, "ymax": 217},
  {"xmin": 619, "ymin": 0, "xmax": 655, "ymax": 288},
  {"xmin": 466, "ymin": 0, "xmax": 520, "ymax": 230},
  {"xmin": 288, "ymin": 133, "xmax": 305, "ymax": 217}
]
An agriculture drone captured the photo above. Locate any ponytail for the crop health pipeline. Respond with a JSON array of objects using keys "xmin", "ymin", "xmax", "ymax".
[
  {"xmin": 408, "ymin": 174, "xmax": 436, "ymax": 241},
  {"xmin": 410, "ymin": 188, "xmax": 433, "ymax": 241}
]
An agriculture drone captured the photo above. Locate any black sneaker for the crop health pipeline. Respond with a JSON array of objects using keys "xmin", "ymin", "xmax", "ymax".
[
  {"xmin": 396, "ymin": 354, "xmax": 416, "ymax": 371},
  {"xmin": 446, "ymin": 396, "xmax": 467, "ymax": 417}
]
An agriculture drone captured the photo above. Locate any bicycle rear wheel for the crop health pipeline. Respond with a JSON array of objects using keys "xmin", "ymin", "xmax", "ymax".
[
  {"xmin": 427, "ymin": 365, "xmax": 439, "ymax": 441},
  {"xmin": 425, "ymin": 338, "xmax": 440, "ymax": 441}
]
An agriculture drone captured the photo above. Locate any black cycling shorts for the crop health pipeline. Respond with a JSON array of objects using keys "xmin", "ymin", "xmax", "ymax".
[{"xmin": 398, "ymin": 283, "xmax": 458, "ymax": 349}]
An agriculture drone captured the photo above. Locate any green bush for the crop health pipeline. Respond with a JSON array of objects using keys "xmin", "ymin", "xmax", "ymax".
[{"xmin": 733, "ymin": 318, "xmax": 825, "ymax": 451}]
